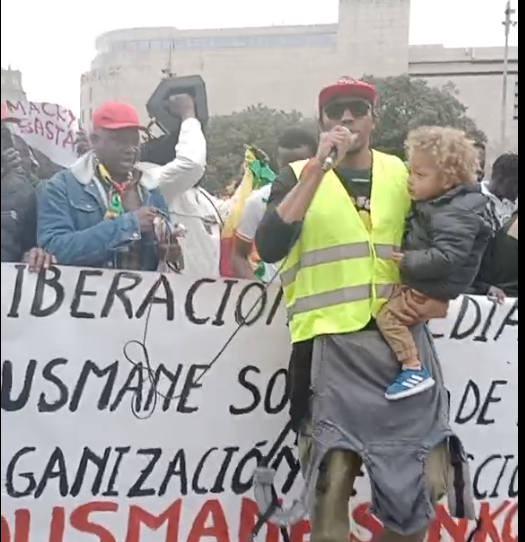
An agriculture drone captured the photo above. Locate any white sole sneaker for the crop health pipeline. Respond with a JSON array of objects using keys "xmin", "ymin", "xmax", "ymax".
[{"xmin": 385, "ymin": 378, "xmax": 436, "ymax": 401}]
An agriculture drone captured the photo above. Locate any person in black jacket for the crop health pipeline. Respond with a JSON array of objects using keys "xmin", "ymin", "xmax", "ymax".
[
  {"xmin": 1, "ymin": 103, "xmax": 53, "ymax": 270},
  {"xmin": 377, "ymin": 126, "xmax": 492, "ymax": 401},
  {"xmin": 471, "ymin": 209, "xmax": 518, "ymax": 300},
  {"xmin": 482, "ymin": 152, "xmax": 518, "ymax": 233}
]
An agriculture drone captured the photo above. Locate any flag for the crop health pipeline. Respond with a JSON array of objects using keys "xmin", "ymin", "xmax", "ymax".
[{"xmin": 219, "ymin": 146, "xmax": 275, "ymax": 277}]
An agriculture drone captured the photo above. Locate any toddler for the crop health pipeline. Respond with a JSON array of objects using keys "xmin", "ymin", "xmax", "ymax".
[{"xmin": 378, "ymin": 126, "xmax": 492, "ymax": 401}]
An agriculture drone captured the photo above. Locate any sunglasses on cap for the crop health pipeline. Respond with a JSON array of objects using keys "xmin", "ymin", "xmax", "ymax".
[{"xmin": 324, "ymin": 100, "xmax": 371, "ymax": 120}]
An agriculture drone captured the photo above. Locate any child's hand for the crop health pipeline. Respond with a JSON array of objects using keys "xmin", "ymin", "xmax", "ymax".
[
  {"xmin": 487, "ymin": 286, "xmax": 506, "ymax": 304},
  {"xmin": 391, "ymin": 251, "xmax": 405, "ymax": 265}
]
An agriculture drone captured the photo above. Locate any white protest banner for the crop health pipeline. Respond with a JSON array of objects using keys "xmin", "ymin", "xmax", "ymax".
[
  {"xmin": 0, "ymin": 265, "xmax": 518, "ymax": 542},
  {"xmin": 4, "ymin": 100, "xmax": 77, "ymax": 167},
  {"xmin": 350, "ymin": 296, "xmax": 518, "ymax": 542}
]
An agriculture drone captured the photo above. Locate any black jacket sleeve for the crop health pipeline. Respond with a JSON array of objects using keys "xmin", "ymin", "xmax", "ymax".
[
  {"xmin": 473, "ymin": 213, "xmax": 518, "ymax": 296},
  {"xmin": 21, "ymin": 187, "xmax": 37, "ymax": 253},
  {"xmin": 255, "ymin": 166, "xmax": 303, "ymax": 263},
  {"xmin": 0, "ymin": 169, "xmax": 37, "ymax": 262}
]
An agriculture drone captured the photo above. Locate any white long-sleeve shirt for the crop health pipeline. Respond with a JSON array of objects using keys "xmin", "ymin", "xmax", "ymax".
[
  {"xmin": 170, "ymin": 187, "xmax": 230, "ymax": 278},
  {"xmin": 139, "ymin": 117, "xmax": 229, "ymax": 278}
]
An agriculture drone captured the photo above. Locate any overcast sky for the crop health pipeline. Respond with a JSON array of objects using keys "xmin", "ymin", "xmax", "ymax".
[{"xmin": 1, "ymin": 0, "xmax": 518, "ymax": 112}]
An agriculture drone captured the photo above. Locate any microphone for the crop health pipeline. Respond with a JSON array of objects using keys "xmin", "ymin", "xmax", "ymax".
[
  {"xmin": 322, "ymin": 148, "xmax": 338, "ymax": 171},
  {"xmin": 322, "ymin": 127, "xmax": 353, "ymax": 171}
]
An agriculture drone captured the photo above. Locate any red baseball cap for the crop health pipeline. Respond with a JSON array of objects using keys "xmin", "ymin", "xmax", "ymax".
[
  {"xmin": 92, "ymin": 101, "xmax": 144, "ymax": 130},
  {"xmin": 319, "ymin": 77, "xmax": 377, "ymax": 111},
  {"xmin": 1, "ymin": 102, "xmax": 20, "ymax": 123}
]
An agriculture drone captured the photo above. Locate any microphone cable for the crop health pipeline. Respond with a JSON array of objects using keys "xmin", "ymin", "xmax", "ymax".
[
  {"xmin": 122, "ymin": 213, "xmax": 288, "ymax": 420},
  {"xmin": 121, "ymin": 212, "xmax": 294, "ymax": 542}
]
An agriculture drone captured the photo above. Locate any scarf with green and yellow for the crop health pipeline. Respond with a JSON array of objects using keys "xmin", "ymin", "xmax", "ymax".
[
  {"xmin": 95, "ymin": 158, "xmax": 143, "ymax": 270},
  {"xmin": 95, "ymin": 160, "xmax": 136, "ymax": 219}
]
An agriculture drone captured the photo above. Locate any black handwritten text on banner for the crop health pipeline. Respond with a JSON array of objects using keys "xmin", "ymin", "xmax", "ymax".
[{"xmin": 0, "ymin": 265, "xmax": 517, "ymax": 541}]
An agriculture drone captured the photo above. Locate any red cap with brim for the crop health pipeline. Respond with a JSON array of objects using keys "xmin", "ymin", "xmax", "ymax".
[
  {"xmin": 319, "ymin": 78, "xmax": 377, "ymax": 111},
  {"xmin": 1, "ymin": 102, "xmax": 20, "ymax": 123},
  {"xmin": 92, "ymin": 101, "xmax": 145, "ymax": 130}
]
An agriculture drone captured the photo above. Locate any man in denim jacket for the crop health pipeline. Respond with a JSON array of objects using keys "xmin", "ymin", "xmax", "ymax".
[{"xmin": 37, "ymin": 102, "xmax": 178, "ymax": 271}]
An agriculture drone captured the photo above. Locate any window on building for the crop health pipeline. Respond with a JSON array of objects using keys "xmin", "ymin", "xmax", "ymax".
[
  {"xmin": 150, "ymin": 40, "xmax": 164, "ymax": 50},
  {"xmin": 107, "ymin": 32, "xmax": 336, "ymax": 53},
  {"xmin": 513, "ymin": 79, "xmax": 518, "ymax": 120}
]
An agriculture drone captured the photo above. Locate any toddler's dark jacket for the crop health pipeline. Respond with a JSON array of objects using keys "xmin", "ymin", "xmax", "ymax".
[{"xmin": 401, "ymin": 183, "xmax": 492, "ymax": 301}]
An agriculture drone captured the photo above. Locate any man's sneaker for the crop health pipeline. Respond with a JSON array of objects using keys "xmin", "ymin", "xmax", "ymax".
[{"xmin": 385, "ymin": 367, "xmax": 435, "ymax": 401}]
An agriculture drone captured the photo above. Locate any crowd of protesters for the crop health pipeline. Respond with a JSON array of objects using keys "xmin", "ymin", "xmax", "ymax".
[
  {"xmin": 0, "ymin": 85, "xmax": 518, "ymax": 299},
  {"xmin": 1, "ymin": 78, "xmax": 519, "ymax": 542}
]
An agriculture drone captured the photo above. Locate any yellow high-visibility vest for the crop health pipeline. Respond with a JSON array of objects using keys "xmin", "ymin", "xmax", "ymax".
[{"xmin": 282, "ymin": 150, "xmax": 410, "ymax": 343}]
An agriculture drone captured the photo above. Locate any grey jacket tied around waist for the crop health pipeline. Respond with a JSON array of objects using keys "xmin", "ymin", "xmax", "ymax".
[
  {"xmin": 401, "ymin": 183, "xmax": 492, "ymax": 301},
  {"xmin": 253, "ymin": 325, "xmax": 475, "ymax": 534}
]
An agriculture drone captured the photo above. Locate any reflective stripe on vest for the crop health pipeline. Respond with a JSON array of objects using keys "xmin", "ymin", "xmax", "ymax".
[
  {"xmin": 287, "ymin": 282, "xmax": 395, "ymax": 318},
  {"xmin": 280, "ymin": 241, "xmax": 400, "ymax": 288}
]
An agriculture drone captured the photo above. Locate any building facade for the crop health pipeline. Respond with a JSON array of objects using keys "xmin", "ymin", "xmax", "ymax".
[
  {"xmin": 1, "ymin": 67, "xmax": 26, "ymax": 103},
  {"xmin": 80, "ymin": 0, "xmax": 518, "ymax": 156}
]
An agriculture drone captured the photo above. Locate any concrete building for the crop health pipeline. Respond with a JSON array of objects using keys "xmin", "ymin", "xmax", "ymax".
[
  {"xmin": 1, "ymin": 67, "xmax": 26, "ymax": 102},
  {"xmin": 80, "ymin": 0, "xmax": 518, "ymax": 155}
]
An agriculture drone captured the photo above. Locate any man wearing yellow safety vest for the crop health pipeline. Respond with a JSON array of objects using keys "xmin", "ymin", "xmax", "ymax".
[{"xmin": 255, "ymin": 78, "xmax": 474, "ymax": 542}]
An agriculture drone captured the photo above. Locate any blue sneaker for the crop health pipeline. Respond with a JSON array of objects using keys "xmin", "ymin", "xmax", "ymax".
[{"xmin": 385, "ymin": 367, "xmax": 435, "ymax": 401}]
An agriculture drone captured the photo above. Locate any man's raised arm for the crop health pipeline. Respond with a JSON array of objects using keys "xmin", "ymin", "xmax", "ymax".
[{"xmin": 148, "ymin": 95, "xmax": 206, "ymax": 201}]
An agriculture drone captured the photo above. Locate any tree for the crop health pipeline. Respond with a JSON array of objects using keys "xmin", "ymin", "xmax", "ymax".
[
  {"xmin": 203, "ymin": 76, "xmax": 486, "ymax": 193},
  {"xmin": 203, "ymin": 105, "xmax": 316, "ymax": 193},
  {"xmin": 362, "ymin": 75, "xmax": 486, "ymax": 157}
]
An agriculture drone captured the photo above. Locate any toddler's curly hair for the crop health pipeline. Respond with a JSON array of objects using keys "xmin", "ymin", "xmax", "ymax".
[{"xmin": 405, "ymin": 126, "xmax": 480, "ymax": 186}]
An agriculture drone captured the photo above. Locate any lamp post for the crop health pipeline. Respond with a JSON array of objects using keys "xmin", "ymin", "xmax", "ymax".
[{"xmin": 500, "ymin": 0, "xmax": 516, "ymax": 150}]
